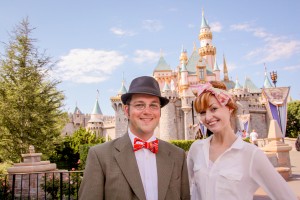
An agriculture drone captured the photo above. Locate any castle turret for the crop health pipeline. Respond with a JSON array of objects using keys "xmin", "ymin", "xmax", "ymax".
[
  {"xmin": 198, "ymin": 10, "xmax": 216, "ymax": 70},
  {"xmin": 180, "ymin": 46, "xmax": 188, "ymax": 65},
  {"xmin": 86, "ymin": 96, "xmax": 104, "ymax": 137},
  {"xmin": 153, "ymin": 53, "xmax": 172, "ymax": 89},
  {"xmin": 159, "ymin": 82, "xmax": 179, "ymax": 141},
  {"xmin": 111, "ymin": 79, "xmax": 128, "ymax": 139},
  {"xmin": 180, "ymin": 62, "xmax": 189, "ymax": 90}
]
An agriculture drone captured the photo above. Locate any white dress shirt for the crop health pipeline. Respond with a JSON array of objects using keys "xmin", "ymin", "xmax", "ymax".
[
  {"xmin": 129, "ymin": 131, "xmax": 158, "ymax": 200},
  {"xmin": 187, "ymin": 136, "xmax": 297, "ymax": 200}
]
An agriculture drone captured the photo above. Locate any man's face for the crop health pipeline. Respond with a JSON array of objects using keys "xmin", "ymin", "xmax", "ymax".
[{"xmin": 124, "ymin": 94, "xmax": 161, "ymax": 140}]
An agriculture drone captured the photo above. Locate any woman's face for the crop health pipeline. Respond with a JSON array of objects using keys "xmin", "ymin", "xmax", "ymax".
[{"xmin": 198, "ymin": 95, "xmax": 232, "ymax": 134}]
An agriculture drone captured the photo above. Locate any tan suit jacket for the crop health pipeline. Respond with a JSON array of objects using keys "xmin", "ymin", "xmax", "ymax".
[{"xmin": 79, "ymin": 133, "xmax": 190, "ymax": 200}]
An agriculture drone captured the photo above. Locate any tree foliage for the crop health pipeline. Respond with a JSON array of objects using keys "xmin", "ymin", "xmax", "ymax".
[
  {"xmin": 0, "ymin": 18, "xmax": 67, "ymax": 162},
  {"xmin": 286, "ymin": 100, "xmax": 300, "ymax": 138},
  {"xmin": 49, "ymin": 128, "xmax": 105, "ymax": 170}
]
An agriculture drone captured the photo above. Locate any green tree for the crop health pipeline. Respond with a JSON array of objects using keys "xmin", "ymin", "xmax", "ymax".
[
  {"xmin": 286, "ymin": 100, "xmax": 300, "ymax": 138},
  {"xmin": 0, "ymin": 18, "xmax": 67, "ymax": 162},
  {"xmin": 49, "ymin": 128, "xmax": 105, "ymax": 170}
]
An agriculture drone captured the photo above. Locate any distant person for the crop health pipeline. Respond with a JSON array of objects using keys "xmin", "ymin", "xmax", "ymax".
[
  {"xmin": 79, "ymin": 76, "xmax": 190, "ymax": 200},
  {"xmin": 250, "ymin": 129, "xmax": 259, "ymax": 146},
  {"xmin": 242, "ymin": 129, "xmax": 249, "ymax": 139},
  {"xmin": 187, "ymin": 81, "xmax": 297, "ymax": 199}
]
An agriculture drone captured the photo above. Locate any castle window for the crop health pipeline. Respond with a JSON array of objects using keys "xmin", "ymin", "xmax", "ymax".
[{"xmin": 199, "ymin": 68, "xmax": 204, "ymax": 80}]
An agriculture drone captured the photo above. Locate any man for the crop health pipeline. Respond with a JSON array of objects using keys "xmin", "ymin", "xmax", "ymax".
[
  {"xmin": 249, "ymin": 129, "xmax": 258, "ymax": 146},
  {"xmin": 79, "ymin": 76, "xmax": 190, "ymax": 200}
]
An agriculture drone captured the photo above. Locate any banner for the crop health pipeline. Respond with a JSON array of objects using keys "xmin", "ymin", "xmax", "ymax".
[
  {"xmin": 237, "ymin": 114, "xmax": 250, "ymax": 133},
  {"xmin": 262, "ymin": 87, "xmax": 290, "ymax": 137}
]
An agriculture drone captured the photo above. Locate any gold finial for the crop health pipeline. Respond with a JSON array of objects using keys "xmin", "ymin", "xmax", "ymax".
[
  {"xmin": 193, "ymin": 42, "xmax": 197, "ymax": 51},
  {"xmin": 160, "ymin": 49, "xmax": 163, "ymax": 57},
  {"xmin": 202, "ymin": 8, "xmax": 204, "ymax": 16},
  {"xmin": 97, "ymin": 89, "xmax": 99, "ymax": 100}
]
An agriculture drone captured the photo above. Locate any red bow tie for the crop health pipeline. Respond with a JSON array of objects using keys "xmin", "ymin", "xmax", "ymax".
[{"xmin": 133, "ymin": 138, "xmax": 159, "ymax": 154}]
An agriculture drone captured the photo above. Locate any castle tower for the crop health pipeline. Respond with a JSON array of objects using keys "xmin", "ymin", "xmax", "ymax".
[
  {"xmin": 72, "ymin": 106, "xmax": 86, "ymax": 129},
  {"xmin": 86, "ymin": 95, "xmax": 104, "ymax": 137},
  {"xmin": 198, "ymin": 9, "xmax": 216, "ymax": 70},
  {"xmin": 159, "ymin": 82, "xmax": 179, "ymax": 141},
  {"xmin": 153, "ymin": 53, "xmax": 172, "ymax": 89},
  {"xmin": 180, "ymin": 62, "xmax": 189, "ymax": 90},
  {"xmin": 111, "ymin": 79, "xmax": 128, "ymax": 139},
  {"xmin": 179, "ymin": 46, "xmax": 188, "ymax": 65}
]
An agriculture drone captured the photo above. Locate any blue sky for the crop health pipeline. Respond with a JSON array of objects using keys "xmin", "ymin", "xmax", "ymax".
[{"xmin": 1, "ymin": 0, "xmax": 300, "ymax": 116}]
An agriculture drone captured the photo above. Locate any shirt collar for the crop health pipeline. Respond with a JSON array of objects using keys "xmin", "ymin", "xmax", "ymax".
[{"xmin": 128, "ymin": 130, "xmax": 156, "ymax": 147}]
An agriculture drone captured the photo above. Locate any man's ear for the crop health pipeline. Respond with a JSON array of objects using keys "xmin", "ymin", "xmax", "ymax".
[{"xmin": 123, "ymin": 105, "xmax": 129, "ymax": 117}]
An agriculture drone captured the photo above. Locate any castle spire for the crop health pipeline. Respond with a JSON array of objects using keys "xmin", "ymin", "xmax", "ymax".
[
  {"xmin": 263, "ymin": 63, "xmax": 273, "ymax": 88},
  {"xmin": 92, "ymin": 91, "xmax": 103, "ymax": 115},
  {"xmin": 201, "ymin": 9, "xmax": 210, "ymax": 29},
  {"xmin": 223, "ymin": 54, "xmax": 229, "ymax": 81},
  {"xmin": 118, "ymin": 74, "xmax": 128, "ymax": 96}
]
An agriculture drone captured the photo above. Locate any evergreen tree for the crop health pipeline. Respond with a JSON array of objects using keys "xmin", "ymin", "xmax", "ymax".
[{"xmin": 0, "ymin": 18, "xmax": 67, "ymax": 162}]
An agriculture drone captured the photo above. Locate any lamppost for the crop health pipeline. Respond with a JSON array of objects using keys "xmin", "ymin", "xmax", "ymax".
[{"xmin": 270, "ymin": 71, "xmax": 278, "ymax": 87}]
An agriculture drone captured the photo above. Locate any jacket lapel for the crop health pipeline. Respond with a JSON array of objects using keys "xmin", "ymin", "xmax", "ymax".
[
  {"xmin": 114, "ymin": 134, "xmax": 146, "ymax": 200},
  {"xmin": 156, "ymin": 140, "xmax": 174, "ymax": 200}
]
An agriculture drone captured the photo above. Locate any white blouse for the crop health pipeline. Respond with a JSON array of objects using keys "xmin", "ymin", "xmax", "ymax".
[{"xmin": 187, "ymin": 136, "xmax": 297, "ymax": 200}]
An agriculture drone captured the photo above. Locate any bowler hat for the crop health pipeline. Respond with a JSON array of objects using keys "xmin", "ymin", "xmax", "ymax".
[{"xmin": 121, "ymin": 76, "xmax": 169, "ymax": 107}]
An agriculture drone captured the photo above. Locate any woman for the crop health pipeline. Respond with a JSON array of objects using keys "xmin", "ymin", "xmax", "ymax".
[{"xmin": 187, "ymin": 82, "xmax": 297, "ymax": 200}]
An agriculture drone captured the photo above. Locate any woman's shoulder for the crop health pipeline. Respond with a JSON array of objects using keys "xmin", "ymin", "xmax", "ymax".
[{"xmin": 189, "ymin": 138, "xmax": 210, "ymax": 154}]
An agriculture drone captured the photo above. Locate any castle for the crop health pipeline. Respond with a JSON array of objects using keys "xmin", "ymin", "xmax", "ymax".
[{"xmin": 62, "ymin": 11, "xmax": 290, "ymax": 141}]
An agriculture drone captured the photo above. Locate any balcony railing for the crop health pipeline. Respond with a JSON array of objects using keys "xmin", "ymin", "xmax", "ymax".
[{"xmin": 0, "ymin": 171, "xmax": 83, "ymax": 200}]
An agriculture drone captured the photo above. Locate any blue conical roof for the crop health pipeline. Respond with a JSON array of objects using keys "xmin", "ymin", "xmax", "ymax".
[
  {"xmin": 74, "ymin": 106, "xmax": 82, "ymax": 114},
  {"xmin": 118, "ymin": 80, "xmax": 127, "ymax": 95},
  {"xmin": 91, "ymin": 99, "xmax": 102, "ymax": 115},
  {"xmin": 154, "ymin": 56, "xmax": 171, "ymax": 71},
  {"xmin": 201, "ymin": 11, "xmax": 210, "ymax": 29},
  {"xmin": 244, "ymin": 77, "xmax": 261, "ymax": 93}
]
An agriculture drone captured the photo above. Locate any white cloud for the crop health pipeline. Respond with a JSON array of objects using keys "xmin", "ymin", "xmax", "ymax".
[
  {"xmin": 282, "ymin": 64, "xmax": 300, "ymax": 71},
  {"xmin": 231, "ymin": 22, "xmax": 300, "ymax": 63},
  {"xmin": 132, "ymin": 50, "xmax": 160, "ymax": 64},
  {"xmin": 110, "ymin": 27, "xmax": 136, "ymax": 37},
  {"xmin": 210, "ymin": 22, "xmax": 222, "ymax": 32},
  {"xmin": 230, "ymin": 23, "xmax": 251, "ymax": 31},
  {"xmin": 142, "ymin": 20, "xmax": 163, "ymax": 32},
  {"xmin": 54, "ymin": 49, "xmax": 126, "ymax": 83}
]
